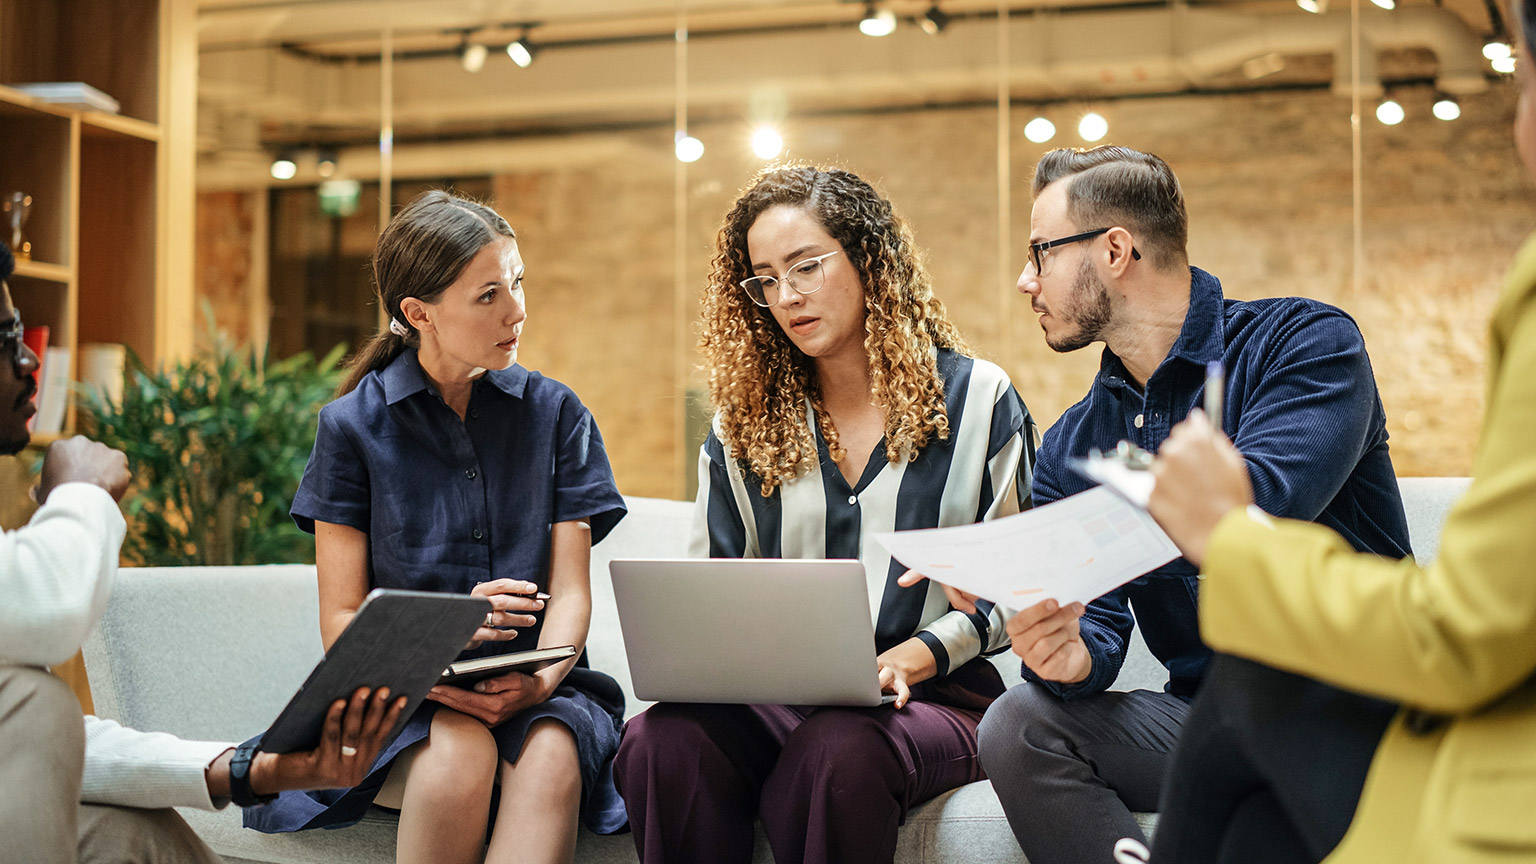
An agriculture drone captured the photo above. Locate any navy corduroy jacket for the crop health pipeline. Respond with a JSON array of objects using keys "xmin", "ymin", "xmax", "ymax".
[{"xmin": 1028, "ymin": 267, "xmax": 1412, "ymax": 700}]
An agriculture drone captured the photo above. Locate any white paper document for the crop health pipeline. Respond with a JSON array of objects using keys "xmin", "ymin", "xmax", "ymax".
[{"xmin": 874, "ymin": 487, "xmax": 1181, "ymax": 608}]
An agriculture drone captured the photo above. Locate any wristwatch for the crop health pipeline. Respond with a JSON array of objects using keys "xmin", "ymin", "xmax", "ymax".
[{"xmin": 228, "ymin": 741, "xmax": 278, "ymax": 808}]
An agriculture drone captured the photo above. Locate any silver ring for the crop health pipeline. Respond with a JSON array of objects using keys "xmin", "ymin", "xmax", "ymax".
[
  {"xmin": 340, "ymin": 745, "xmax": 359, "ymax": 757},
  {"xmin": 484, "ymin": 611, "xmax": 495, "ymax": 627}
]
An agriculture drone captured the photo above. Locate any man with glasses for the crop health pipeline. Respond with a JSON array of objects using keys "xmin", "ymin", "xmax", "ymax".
[
  {"xmin": 0, "ymin": 246, "xmax": 404, "ymax": 863},
  {"xmin": 967, "ymin": 146, "xmax": 1412, "ymax": 863}
]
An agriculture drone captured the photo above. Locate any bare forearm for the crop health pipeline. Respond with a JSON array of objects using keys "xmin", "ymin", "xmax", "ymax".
[
  {"xmin": 319, "ymin": 610, "xmax": 357, "ymax": 650},
  {"xmin": 534, "ymin": 589, "xmax": 590, "ymax": 691}
]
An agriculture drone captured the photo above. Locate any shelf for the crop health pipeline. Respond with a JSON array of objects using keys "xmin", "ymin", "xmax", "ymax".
[
  {"xmin": 0, "ymin": 84, "xmax": 68, "ymax": 119},
  {"xmin": 11, "ymin": 259, "xmax": 70, "ymax": 283},
  {"xmin": 81, "ymin": 111, "xmax": 159, "ymax": 142}
]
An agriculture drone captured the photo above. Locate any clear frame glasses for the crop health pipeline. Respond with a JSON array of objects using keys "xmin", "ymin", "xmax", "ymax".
[
  {"xmin": 1028, "ymin": 228, "xmax": 1140, "ymax": 275},
  {"xmin": 738, "ymin": 250, "xmax": 842, "ymax": 307}
]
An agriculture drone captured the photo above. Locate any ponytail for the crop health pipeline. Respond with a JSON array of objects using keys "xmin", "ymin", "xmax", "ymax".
[
  {"xmin": 344, "ymin": 189, "xmax": 515, "ymax": 398},
  {"xmin": 338, "ymin": 330, "xmax": 408, "ymax": 397}
]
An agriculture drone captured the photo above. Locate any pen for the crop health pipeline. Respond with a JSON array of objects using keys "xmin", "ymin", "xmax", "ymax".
[{"xmin": 1204, "ymin": 360, "xmax": 1224, "ymax": 432}]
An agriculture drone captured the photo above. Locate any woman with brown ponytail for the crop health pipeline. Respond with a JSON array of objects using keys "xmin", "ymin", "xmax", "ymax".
[{"xmin": 245, "ymin": 190, "xmax": 630, "ymax": 864}]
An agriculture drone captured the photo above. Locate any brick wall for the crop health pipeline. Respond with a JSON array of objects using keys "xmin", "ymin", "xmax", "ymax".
[{"xmin": 198, "ymin": 81, "xmax": 1535, "ymax": 498}]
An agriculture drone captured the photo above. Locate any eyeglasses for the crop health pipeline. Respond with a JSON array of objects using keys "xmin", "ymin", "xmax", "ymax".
[
  {"xmin": 739, "ymin": 250, "xmax": 842, "ymax": 307},
  {"xmin": 0, "ymin": 312, "xmax": 24, "ymax": 368},
  {"xmin": 1028, "ymin": 228, "xmax": 1140, "ymax": 275}
]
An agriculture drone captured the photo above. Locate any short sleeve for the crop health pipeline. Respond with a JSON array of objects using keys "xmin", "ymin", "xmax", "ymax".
[
  {"xmin": 551, "ymin": 397, "xmax": 627, "ymax": 544},
  {"xmin": 290, "ymin": 404, "xmax": 372, "ymax": 535}
]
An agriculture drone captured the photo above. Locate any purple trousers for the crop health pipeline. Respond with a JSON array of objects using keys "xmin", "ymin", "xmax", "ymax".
[{"xmin": 613, "ymin": 700, "xmax": 986, "ymax": 864}]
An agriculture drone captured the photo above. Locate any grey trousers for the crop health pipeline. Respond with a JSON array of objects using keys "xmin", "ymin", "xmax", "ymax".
[
  {"xmin": 0, "ymin": 666, "xmax": 223, "ymax": 864},
  {"xmin": 977, "ymin": 683, "xmax": 1191, "ymax": 864}
]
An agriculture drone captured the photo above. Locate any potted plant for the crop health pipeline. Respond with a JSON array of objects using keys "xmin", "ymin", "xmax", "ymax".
[{"xmin": 80, "ymin": 321, "xmax": 344, "ymax": 566}]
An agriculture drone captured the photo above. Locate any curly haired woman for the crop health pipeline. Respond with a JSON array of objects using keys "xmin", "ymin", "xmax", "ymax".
[{"xmin": 613, "ymin": 164, "xmax": 1038, "ymax": 864}]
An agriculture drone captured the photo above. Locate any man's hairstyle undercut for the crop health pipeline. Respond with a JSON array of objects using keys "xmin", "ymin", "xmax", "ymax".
[{"xmin": 1032, "ymin": 146, "xmax": 1188, "ymax": 271}]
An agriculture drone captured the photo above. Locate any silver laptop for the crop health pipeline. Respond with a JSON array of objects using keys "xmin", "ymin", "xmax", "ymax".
[{"xmin": 609, "ymin": 558, "xmax": 895, "ymax": 707}]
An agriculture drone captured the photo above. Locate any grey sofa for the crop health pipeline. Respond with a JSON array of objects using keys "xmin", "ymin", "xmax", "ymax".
[{"xmin": 82, "ymin": 479, "xmax": 1469, "ymax": 864}]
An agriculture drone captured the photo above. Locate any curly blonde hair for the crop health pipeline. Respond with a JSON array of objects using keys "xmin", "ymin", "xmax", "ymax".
[{"xmin": 700, "ymin": 164, "xmax": 971, "ymax": 495}]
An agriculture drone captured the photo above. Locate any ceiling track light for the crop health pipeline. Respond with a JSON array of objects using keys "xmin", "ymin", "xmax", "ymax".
[
  {"xmin": 859, "ymin": 4, "xmax": 897, "ymax": 37},
  {"xmin": 1023, "ymin": 116, "xmax": 1056, "ymax": 144},
  {"xmin": 1375, "ymin": 97, "xmax": 1405, "ymax": 125},
  {"xmin": 270, "ymin": 150, "xmax": 297, "ymax": 181},
  {"xmin": 1432, "ymin": 95, "xmax": 1462, "ymax": 121},
  {"xmin": 1078, "ymin": 111, "xmax": 1108, "ymax": 142},
  {"xmin": 458, "ymin": 34, "xmax": 488, "ymax": 73},
  {"xmin": 751, "ymin": 126, "xmax": 784, "ymax": 160},
  {"xmin": 920, "ymin": 3, "xmax": 951, "ymax": 35},
  {"xmin": 1369, "ymin": 0, "xmax": 1395, "ymax": 9},
  {"xmin": 506, "ymin": 29, "xmax": 535, "ymax": 68},
  {"xmin": 1296, "ymin": 0, "xmax": 1326, "ymax": 13},
  {"xmin": 675, "ymin": 130, "xmax": 704, "ymax": 163}
]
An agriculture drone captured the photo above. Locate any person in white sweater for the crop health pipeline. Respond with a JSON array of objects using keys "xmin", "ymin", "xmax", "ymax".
[{"xmin": 0, "ymin": 249, "xmax": 407, "ymax": 863}]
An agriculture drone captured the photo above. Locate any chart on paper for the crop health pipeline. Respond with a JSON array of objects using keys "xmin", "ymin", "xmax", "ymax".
[{"xmin": 875, "ymin": 487, "xmax": 1180, "ymax": 608}]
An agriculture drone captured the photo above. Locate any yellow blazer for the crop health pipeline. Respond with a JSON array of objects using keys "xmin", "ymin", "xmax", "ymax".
[{"xmin": 1198, "ymin": 233, "xmax": 1536, "ymax": 863}]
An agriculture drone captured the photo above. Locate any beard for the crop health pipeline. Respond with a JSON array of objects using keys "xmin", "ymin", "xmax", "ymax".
[
  {"xmin": 1044, "ymin": 254, "xmax": 1113, "ymax": 353},
  {"xmin": 0, "ymin": 377, "xmax": 35, "ymax": 455}
]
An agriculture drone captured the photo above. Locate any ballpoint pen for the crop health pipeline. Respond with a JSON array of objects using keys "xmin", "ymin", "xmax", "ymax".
[{"xmin": 1204, "ymin": 360, "xmax": 1224, "ymax": 433}]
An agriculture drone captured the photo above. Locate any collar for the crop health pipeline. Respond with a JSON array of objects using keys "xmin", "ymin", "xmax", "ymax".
[
  {"xmin": 1094, "ymin": 266, "xmax": 1225, "ymax": 393},
  {"xmin": 1167, "ymin": 266, "xmax": 1226, "ymax": 366},
  {"xmin": 381, "ymin": 349, "xmax": 529, "ymax": 405}
]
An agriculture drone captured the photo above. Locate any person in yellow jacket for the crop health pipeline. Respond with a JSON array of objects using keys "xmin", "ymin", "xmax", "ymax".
[{"xmin": 1141, "ymin": 7, "xmax": 1536, "ymax": 860}]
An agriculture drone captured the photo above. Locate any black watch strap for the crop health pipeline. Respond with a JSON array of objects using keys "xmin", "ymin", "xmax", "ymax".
[{"xmin": 228, "ymin": 741, "xmax": 277, "ymax": 808}]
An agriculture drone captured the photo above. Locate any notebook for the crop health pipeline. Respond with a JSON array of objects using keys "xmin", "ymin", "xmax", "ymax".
[
  {"xmin": 609, "ymin": 558, "xmax": 896, "ymax": 707},
  {"xmin": 440, "ymin": 644, "xmax": 577, "ymax": 686}
]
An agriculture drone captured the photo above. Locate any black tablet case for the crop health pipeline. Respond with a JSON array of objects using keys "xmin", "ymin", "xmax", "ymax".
[{"xmin": 260, "ymin": 589, "xmax": 490, "ymax": 754}]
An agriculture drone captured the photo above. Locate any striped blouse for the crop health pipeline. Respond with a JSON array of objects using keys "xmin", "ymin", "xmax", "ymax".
[{"xmin": 689, "ymin": 349, "xmax": 1037, "ymax": 677}]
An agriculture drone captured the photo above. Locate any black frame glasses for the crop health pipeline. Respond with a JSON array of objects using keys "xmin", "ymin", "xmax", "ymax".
[
  {"xmin": 0, "ymin": 312, "xmax": 24, "ymax": 367},
  {"xmin": 1028, "ymin": 228, "xmax": 1141, "ymax": 274},
  {"xmin": 738, "ymin": 250, "xmax": 842, "ymax": 308}
]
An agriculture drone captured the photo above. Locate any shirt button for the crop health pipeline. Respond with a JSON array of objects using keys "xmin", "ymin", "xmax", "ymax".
[
  {"xmin": 1134, "ymin": 413, "xmax": 1144, "ymax": 428},
  {"xmin": 847, "ymin": 495, "xmax": 858, "ymax": 505},
  {"xmin": 471, "ymin": 409, "xmax": 480, "ymax": 419},
  {"xmin": 472, "ymin": 528, "xmax": 484, "ymax": 540},
  {"xmin": 465, "ymin": 468, "xmax": 477, "ymax": 480}
]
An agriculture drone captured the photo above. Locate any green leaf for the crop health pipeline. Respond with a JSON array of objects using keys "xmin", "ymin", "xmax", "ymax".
[{"xmin": 78, "ymin": 305, "xmax": 344, "ymax": 566}]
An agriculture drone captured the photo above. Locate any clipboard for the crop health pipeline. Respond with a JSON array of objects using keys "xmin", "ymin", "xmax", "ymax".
[
  {"xmin": 1071, "ymin": 444, "xmax": 1156, "ymax": 509},
  {"xmin": 260, "ymin": 589, "xmax": 490, "ymax": 754}
]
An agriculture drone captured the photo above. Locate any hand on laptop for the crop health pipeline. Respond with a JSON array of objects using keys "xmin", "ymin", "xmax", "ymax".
[
  {"xmin": 876, "ymin": 638, "xmax": 940, "ymax": 709},
  {"xmin": 895, "ymin": 569, "xmax": 983, "ymax": 615},
  {"xmin": 427, "ymin": 668, "xmax": 552, "ymax": 726},
  {"xmin": 466, "ymin": 579, "xmax": 547, "ymax": 649}
]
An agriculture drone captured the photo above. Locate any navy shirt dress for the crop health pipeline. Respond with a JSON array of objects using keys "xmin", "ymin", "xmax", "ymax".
[{"xmin": 245, "ymin": 349, "xmax": 629, "ymax": 835}]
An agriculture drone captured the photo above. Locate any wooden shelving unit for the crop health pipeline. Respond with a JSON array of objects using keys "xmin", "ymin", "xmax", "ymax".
[
  {"xmin": 0, "ymin": 0, "xmax": 196, "ymax": 710},
  {"xmin": 0, "ymin": 0, "xmax": 195, "ymax": 442}
]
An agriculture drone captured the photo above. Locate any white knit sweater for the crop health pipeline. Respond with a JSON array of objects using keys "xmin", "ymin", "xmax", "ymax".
[
  {"xmin": 0, "ymin": 482, "xmax": 125, "ymax": 667},
  {"xmin": 2, "ymin": 481, "xmax": 233, "ymax": 811},
  {"xmin": 81, "ymin": 716, "xmax": 231, "ymax": 810}
]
